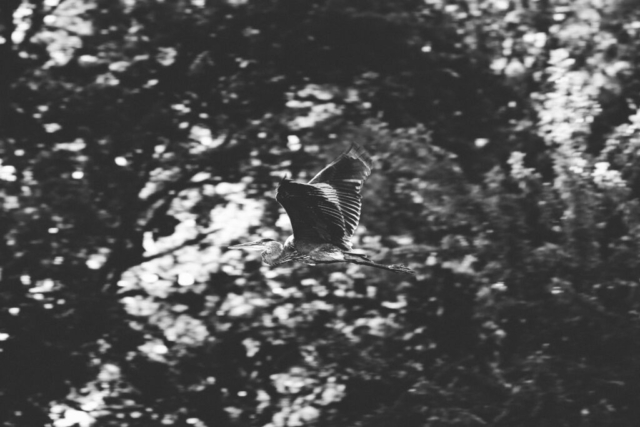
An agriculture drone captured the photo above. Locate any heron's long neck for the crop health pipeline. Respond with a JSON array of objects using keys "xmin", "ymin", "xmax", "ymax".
[{"xmin": 262, "ymin": 241, "xmax": 286, "ymax": 266}]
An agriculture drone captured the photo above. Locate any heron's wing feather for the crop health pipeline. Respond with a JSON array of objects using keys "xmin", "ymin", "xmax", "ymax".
[
  {"xmin": 276, "ymin": 180, "xmax": 352, "ymax": 250},
  {"xmin": 308, "ymin": 143, "xmax": 372, "ymax": 189},
  {"xmin": 307, "ymin": 143, "xmax": 372, "ymax": 239},
  {"xmin": 276, "ymin": 144, "xmax": 373, "ymax": 250}
]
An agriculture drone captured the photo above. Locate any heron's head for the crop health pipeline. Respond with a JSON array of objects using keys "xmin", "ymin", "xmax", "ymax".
[{"xmin": 228, "ymin": 238, "xmax": 278, "ymax": 251}]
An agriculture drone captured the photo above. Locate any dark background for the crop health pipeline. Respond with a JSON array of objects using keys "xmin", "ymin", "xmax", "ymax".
[{"xmin": 2, "ymin": 0, "xmax": 640, "ymax": 425}]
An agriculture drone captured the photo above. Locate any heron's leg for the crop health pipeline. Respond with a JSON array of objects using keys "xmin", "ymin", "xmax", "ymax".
[
  {"xmin": 342, "ymin": 251, "xmax": 372, "ymax": 261},
  {"xmin": 340, "ymin": 254, "xmax": 415, "ymax": 275}
]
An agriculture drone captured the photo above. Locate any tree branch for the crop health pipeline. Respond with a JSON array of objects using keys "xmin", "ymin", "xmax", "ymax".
[
  {"xmin": 140, "ymin": 228, "xmax": 220, "ymax": 263},
  {"xmin": 0, "ymin": 0, "xmax": 21, "ymax": 127}
]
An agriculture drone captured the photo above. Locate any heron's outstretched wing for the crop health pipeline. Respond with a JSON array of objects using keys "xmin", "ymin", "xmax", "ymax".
[
  {"xmin": 276, "ymin": 144, "xmax": 373, "ymax": 250},
  {"xmin": 308, "ymin": 143, "xmax": 372, "ymax": 188}
]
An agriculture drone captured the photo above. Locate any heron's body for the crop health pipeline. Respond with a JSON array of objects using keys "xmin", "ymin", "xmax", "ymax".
[{"xmin": 230, "ymin": 143, "xmax": 414, "ymax": 275}]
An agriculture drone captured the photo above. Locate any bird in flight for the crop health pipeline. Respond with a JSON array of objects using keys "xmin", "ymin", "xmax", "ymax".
[{"xmin": 229, "ymin": 143, "xmax": 414, "ymax": 275}]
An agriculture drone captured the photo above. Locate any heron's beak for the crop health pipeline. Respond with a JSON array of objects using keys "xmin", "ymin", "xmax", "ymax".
[{"xmin": 228, "ymin": 240, "xmax": 265, "ymax": 251}]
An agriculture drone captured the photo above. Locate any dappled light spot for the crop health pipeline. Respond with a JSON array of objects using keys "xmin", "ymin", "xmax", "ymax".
[
  {"xmin": 96, "ymin": 73, "xmax": 119, "ymax": 86},
  {"xmin": 142, "ymin": 231, "xmax": 156, "ymax": 253},
  {"xmin": 191, "ymin": 172, "xmax": 211, "ymax": 183},
  {"xmin": 0, "ymin": 162, "xmax": 17, "ymax": 181},
  {"xmin": 328, "ymin": 271, "xmax": 352, "ymax": 286},
  {"xmin": 141, "ymin": 272, "xmax": 159, "ymax": 283},
  {"xmin": 271, "ymin": 368, "xmax": 315, "ymax": 395},
  {"xmin": 300, "ymin": 278, "xmax": 317, "ymax": 287},
  {"xmin": 275, "ymin": 212, "xmax": 293, "ymax": 231},
  {"xmin": 475, "ymin": 138, "xmax": 489, "ymax": 148},
  {"xmin": 121, "ymin": 296, "xmax": 160, "ymax": 317},
  {"xmin": 52, "ymin": 408, "xmax": 94, "ymax": 427},
  {"xmin": 523, "ymin": 32, "xmax": 547, "ymax": 48},
  {"xmin": 321, "ymin": 381, "xmax": 346, "ymax": 405},
  {"xmin": 381, "ymin": 296, "xmax": 407, "ymax": 310},
  {"xmin": 190, "ymin": 125, "xmax": 221, "ymax": 147},
  {"xmin": 290, "ymin": 103, "xmax": 342, "ymax": 129},
  {"xmin": 242, "ymin": 337, "xmax": 261, "ymax": 357},
  {"xmin": 177, "ymin": 272, "xmax": 195, "ymax": 286},
  {"xmin": 273, "ymin": 304, "xmax": 293, "ymax": 321},
  {"xmin": 108, "ymin": 61, "xmax": 129, "ymax": 73},
  {"xmin": 78, "ymin": 55, "xmax": 99, "ymax": 66},
  {"xmin": 138, "ymin": 340, "xmax": 169, "ymax": 361},
  {"xmin": 86, "ymin": 254, "xmax": 106, "ymax": 270},
  {"xmin": 287, "ymin": 135, "xmax": 301, "ymax": 151},
  {"xmin": 55, "ymin": 140, "xmax": 86, "ymax": 151},
  {"xmin": 220, "ymin": 293, "xmax": 266, "ymax": 318},
  {"xmin": 162, "ymin": 314, "xmax": 208, "ymax": 345},
  {"xmin": 97, "ymin": 364, "xmax": 121, "ymax": 382},
  {"xmin": 29, "ymin": 278, "xmax": 56, "ymax": 293},
  {"xmin": 592, "ymin": 162, "xmax": 625, "ymax": 188},
  {"xmin": 491, "ymin": 282, "xmax": 507, "ymax": 292},
  {"xmin": 44, "ymin": 123, "xmax": 62, "ymax": 133},
  {"xmin": 156, "ymin": 47, "xmax": 177, "ymax": 66}
]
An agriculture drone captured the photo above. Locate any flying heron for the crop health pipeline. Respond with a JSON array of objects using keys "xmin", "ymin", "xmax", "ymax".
[{"xmin": 229, "ymin": 143, "xmax": 414, "ymax": 275}]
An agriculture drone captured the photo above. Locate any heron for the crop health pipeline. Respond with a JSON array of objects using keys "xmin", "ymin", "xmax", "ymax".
[{"xmin": 229, "ymin": 143, "xmax": 415, "ymax": 275}]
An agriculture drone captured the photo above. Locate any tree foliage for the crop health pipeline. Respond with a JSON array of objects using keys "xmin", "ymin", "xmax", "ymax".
[{"xmin": 3, "ymin": 0, "xmax": 640, "ymax": 426}]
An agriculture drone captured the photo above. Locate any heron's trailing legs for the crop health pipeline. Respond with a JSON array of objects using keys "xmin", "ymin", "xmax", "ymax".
[{"xmin": 316, "ymin": 252, "xmax": 415, "ymax": 275}]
